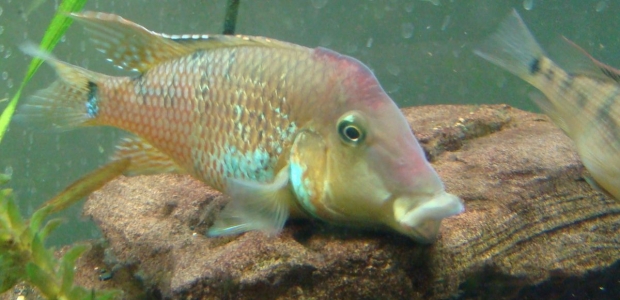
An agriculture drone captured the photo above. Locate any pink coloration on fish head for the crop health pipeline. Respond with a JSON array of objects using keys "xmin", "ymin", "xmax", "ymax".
[{"xmin": 298, "ymin": 48, "xmax": 463, "ymax": 242}]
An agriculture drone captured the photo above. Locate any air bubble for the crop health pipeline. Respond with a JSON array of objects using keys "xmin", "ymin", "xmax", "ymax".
[
  {"xmin": 3, "ymin": 166, "xmax": 12, "ymax": 177},
  {"xmin": 421, "ymin": 0, "xmax": 439, "ymax": 5},
  {"xmin": 595, "ymin": 1, "xmax": 608, "ymax": 12},
  {"xmin": 0, "ymin": 26, "xmax": 4, "ymax": 35},
  {"xmin": 319, "ymin": 35, "xmax": 333, "ymax": 47},
  {"xmin": 401, "ymin": 23, "xmax": 414, "ymax": 39},
  {"xmin": 441, "ymin": 15, "xmax": 451, "ymax": 31},
  {"xmin": 346, "ymin": 42, "xmax": 358, "ymax": 54},
  {"xmin": 366, "ymin": 38, "xmax": 373, "ymax": 48},
  {"xmin": 311, "ymin": 0, "xmax": 327, "ymax": 9},
  {"xmin": 1, "ymin": 72, "xmax": 7, "ymax": 80},
  {"xmin": 0, "ymin": 6, "xmax": 3, "ymax": 16},
  {"xmin": 6, "ymin": 79, "xmax": 12, "ymax": 88},
  {"xmin": 386, "ymin": 63, "xmax": 401, "ymax": 76},
  {"xmin": 4, "ymin": 48, "xmax": 11, "ymax": 58},
  {"xmin": 404, "ymin": 2, "xmax": 414, "ymax": 13},
  {"xmin": 523, "ymin": 0, "xmax": 534, "ymax": 10}
]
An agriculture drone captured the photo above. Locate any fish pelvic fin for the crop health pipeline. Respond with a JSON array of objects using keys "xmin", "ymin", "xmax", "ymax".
[
  {"xmin": 474, "ymin": 9, "xmax": 546, "ymax": 85},
  {"xmin": 208, "ymin": 166, "xmax": 293, "ymax": 237},
  {"xmin": 71, "ymin": 11, "xmax": 304, "ymax": 73},
  {"xmin": 18, "ymin": 43, "xmax": 105, "ymax": 129},
  {"xmin": 112, "ymin": 136, "xmax": 185, "ymax": 176}
]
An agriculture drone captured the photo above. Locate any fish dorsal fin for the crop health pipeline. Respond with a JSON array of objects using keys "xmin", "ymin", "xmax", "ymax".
[
  {"xmin": 71, "ymin": 11, "xmax": 304, "ymax": 72},
  {"xmin": 551, "ymin": 36, "xmax": 620, "ymax": 83}
]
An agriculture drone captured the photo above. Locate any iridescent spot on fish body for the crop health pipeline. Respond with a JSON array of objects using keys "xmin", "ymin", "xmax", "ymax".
[
  {"xmin": 221, "ymin": 145, "xmax": 275, "ymax": 182},
  {"xmin": 290, "ymin": 162, "xmax": 316, "ymax": 215},
  {"xmin": 86, "ymin": 81, "xmax": 99, "ymax": 117}
]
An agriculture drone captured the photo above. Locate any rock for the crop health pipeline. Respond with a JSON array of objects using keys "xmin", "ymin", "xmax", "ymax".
[{"xmin": 77, "ymin": 104, "xmax": 620, "ymax": 299}]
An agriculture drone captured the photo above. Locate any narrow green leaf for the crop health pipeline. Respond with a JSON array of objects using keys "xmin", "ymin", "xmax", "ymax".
[
  {"xmin": 0, "ymin": 172, "xmax": 10, "ymax": 185},
  {"xmin": 29, "ymin": 205, "xmax": 53, "ymax": 232},
  {"xmin": 96, "ymin": 290, "xmax": 123, "ymax": 300},
  {"xmin": 0, "ymin": 230, "xmax": 13, "ymax": 243},
  {"xmin": 30, "ymin": 233, "xmax": 54, "ymax": 273},
  {"xmin": 4, "ymin": 192, "xmax": 25, "ymax": 230},
  {"xmin": 0, "ymin": 194, "xmax": 14, "ymax": 230},
  {"xmin": 0, "ymin": 254, "xmax": 21, "ymax": 293},
  {"xmin": 66, "ymin": 286, "xmax": 90, "ymax": 300},
  {"xmin": 0, "ymin": 0, "xmax": 89, "ymax": 144},
  {"xmin": 0, "ymin": 277, "xmax": 19, "ymax": 294},
  {"xmin": 61, "ymin": 243, "xmax": 90, "ymax": 265},
  {"xmin": 39, "ymin": 218, "xmax": 64, "ymax": 241},
  {"xmin": 60, "ymin": 244, "xmax": 91, "ymax": 295},
  {"xmin": 26, "ymin": 262, "xmax": 59, "ymax": 297}
]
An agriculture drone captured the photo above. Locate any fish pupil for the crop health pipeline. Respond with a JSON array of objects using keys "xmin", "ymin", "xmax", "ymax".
[{"xmin": 344, "ymin": 126, "xmax": 361, "ymax": 141}]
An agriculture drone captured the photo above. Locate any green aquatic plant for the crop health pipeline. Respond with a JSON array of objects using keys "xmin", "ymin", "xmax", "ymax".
[
  {"xmin": 0, "ymin": 172, "xmax": 10, "ymax": 185},
  {"xmin": 0, "ymin": 159, "xmax": 129, "ymax": 299},
  {"xmin": 0, "ymin": 0, "xmax": 88, "ymax": 144}
]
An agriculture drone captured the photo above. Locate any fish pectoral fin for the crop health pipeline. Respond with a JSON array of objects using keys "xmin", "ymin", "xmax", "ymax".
[
  {"xmin": 208, "ymin": 167, "xmax": 293, "ymax": 237},
  {"xmin": 112, "ymin": 136, "xmax": 184, "ymax": 176}
]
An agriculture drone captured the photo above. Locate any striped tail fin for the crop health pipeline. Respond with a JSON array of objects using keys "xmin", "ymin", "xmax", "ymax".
[
  {"xmin": 473, "ymin": 9, "xmax": 546, "ymax": 86},
  {"xmin": 17, "ymin": 43, "xmax": 107, "ymax": 129}
]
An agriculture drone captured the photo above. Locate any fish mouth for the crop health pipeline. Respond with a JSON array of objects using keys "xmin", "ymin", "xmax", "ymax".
[{"xmin": 393, "ymin": 192, "xmax": 464, "ymax": 243}]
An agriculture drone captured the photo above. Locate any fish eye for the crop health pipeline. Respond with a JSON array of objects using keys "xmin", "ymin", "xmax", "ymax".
[{"xmin": 337, "ymin": 113, "xmax": 366, "ymax": 145}]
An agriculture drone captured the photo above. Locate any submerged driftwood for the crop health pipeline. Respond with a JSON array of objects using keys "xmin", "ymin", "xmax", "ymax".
[{"xmin": 70, "ymin": 105, "xmax": 619, "ymax": 299}]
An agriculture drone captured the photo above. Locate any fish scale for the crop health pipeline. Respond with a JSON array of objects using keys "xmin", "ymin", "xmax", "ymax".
[
  {"xmin": 99, "ymin": 46, "xmax": 313, "ymax": 191},
  {"xmin": 19, "ymin": 11, "xmax": 464, "ymax": 242}
]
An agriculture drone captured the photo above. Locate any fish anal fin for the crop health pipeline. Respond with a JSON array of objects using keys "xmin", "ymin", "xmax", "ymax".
[
  {"xmin": 583, "ymin": 175, "xmax": 615, "ymax": 199},
  {"xmin": 113, "ymin": 137, "xmax": 183, "ymax": 176},
  {"xmin": 528, "ymin": 91, "xmax": 575, "ymax": 136},
  {"xmin": 208, "ymin": 166, "xmax": 293, "ymax": 237}
]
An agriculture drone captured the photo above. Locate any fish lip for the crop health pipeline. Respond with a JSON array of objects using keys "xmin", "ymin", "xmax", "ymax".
[{"xmin": 392, "ymin": 191, "xmax": 464, "ymax": 242}]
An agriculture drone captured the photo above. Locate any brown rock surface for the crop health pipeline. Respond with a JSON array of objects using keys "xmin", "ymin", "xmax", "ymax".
[{"xmin": 76, "ymin": 104, "xmax": 620, "ymax": 299}]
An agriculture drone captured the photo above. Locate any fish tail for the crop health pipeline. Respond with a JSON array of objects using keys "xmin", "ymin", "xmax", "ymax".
[
  {"xmin": 18, "ymin": 43, "xmax": 106, "ymax": 129},
  {"xmin": 474, "ymin": 9, "xmax": 546, "ymax": 87}
]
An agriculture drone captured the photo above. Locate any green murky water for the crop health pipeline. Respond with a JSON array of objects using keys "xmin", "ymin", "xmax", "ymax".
[{"xmin": 0, "ymin": 0, "xmax": 618, "ymax": 247}]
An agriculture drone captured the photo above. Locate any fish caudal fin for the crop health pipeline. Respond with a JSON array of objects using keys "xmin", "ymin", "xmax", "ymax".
[
  {"xmin": 474, "ymin": 9, "xmax": 546, "ymax": 86},
  {"xmin": 208, "ymin": 166, "xmax": 293, "ymax": 237},
  {"xmin": 18, "ymin": 43, "xmax": 105, "ymax": 129}
]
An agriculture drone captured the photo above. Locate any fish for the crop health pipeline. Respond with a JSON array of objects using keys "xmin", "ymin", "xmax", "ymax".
[
  {"xmin": 19, "ymin": 11, "xmax": 464, "ymax": 243},
  {"xmin": 474, "ymin": 9, "xmax": 620, "ymax": 201}
]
